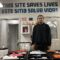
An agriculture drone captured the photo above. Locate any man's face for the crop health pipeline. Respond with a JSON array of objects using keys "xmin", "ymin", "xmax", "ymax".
[{"xmin": 37, "ymin": 16, "xmax": 44, "ymax": 24}]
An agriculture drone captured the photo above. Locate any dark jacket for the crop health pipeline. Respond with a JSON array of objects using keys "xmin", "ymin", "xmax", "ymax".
[{"xmin": 32, "ymin": 23, "xmax": 51, "ymax": 51}]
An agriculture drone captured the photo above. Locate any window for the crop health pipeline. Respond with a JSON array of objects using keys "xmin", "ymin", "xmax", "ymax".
[{"xmin": 46, "ymin": 18, "xmax": 58, "ymax": 39}]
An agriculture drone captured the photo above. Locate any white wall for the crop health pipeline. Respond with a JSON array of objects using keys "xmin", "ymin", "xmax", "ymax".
[{"xmin": 0, "ymin": 20, "xmax": 8, "ymax": 48}]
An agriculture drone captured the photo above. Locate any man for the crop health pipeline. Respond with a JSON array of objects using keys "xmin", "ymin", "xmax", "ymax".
[{"xmin": 31, "ymin": 15, "xmax": 51, "ymax": 52}]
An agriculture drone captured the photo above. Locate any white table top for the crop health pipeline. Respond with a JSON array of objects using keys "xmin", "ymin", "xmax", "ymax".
[{"xmin": 3, "ymin": 55, "xmax": 19, "ymax": 59}]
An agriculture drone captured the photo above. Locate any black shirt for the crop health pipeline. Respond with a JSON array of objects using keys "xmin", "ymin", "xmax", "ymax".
[{"xmin": 32, "ymin": 23, "xmax": 51, "ymax": 51}]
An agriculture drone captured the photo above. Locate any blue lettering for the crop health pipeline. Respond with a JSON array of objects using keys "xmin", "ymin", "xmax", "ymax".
[
  {"xmin": 15, "ymin": 9, "xmax": 27, "ymax": 13},
  {"xmin": 44, "ymin": 8, "xmax": 58, "ymax": 12}
]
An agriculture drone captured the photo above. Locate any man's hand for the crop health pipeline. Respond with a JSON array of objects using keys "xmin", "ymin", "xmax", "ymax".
[
  {"xmin": 31, "ymin": 44, "xmax": 36, "ymax": 50},
  {"xmin": 48, "ymin": 46, "xmax": 51, "ymax": 50}
]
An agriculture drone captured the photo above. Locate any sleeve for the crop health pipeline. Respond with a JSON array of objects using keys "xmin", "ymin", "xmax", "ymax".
[
  {"xmin": 47, "ymin": 25, "xmax": 52, "ymax": 46},
  {"xmin": 31, "ymin": 26, "xmax": 36, "ymax": 45}
]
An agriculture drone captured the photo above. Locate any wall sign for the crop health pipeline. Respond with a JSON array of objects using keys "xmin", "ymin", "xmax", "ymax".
[{"xmin": 1, "ymin": 2, "xmax": 58, "ymax": 14}]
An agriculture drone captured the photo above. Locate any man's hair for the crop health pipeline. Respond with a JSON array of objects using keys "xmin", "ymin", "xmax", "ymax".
[{"xmin": 37, "ymin": 15, "xmax": 44, "ymax": 19}]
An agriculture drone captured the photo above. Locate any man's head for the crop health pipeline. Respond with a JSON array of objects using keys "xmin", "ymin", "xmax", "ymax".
[{"xmin": 37, "ymin": 15, "xmax": 44, "ymax": 24}]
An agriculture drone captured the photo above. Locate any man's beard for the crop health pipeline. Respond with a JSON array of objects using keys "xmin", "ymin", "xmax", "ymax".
[{"xmin": 38, "ymin": 21, "xmax": 43, "ymax": 24}]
